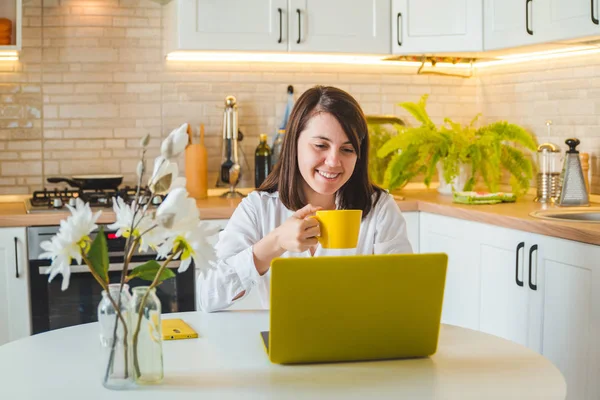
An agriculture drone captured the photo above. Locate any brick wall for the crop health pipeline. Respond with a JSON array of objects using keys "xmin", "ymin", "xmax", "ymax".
[
  {"xmin": 478, "ymin": 54, "xmax": 600, "ymax": 194},
  {"xmin": 0, "ymin": 0, "xmax": 479, "ymax": 194}
]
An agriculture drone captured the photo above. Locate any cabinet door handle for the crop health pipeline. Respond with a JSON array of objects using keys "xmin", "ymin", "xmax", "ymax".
[
  {"xmin": 277, "ymin": 8, "xmax": 283, "ymax": 43},
  {"xmin": 528, "ymin": 244, "xmax": 538, "ymax": 290},
  {"xmin": 296, "ymin": 9, "xmax": 301, "ymax": 44},
  {"xmin": 526, "ymin": 0, "xmax": 534, "ymax": 35},
  {"xmin": 592, "ymin": 0, "xmax": 599, "ymax": 24},
  {"xmin": 397, "ymin": 12, "xmax": 403, "ymax": 46},
  {"xmin": 515, "ymin": 242, "xmax": 524, "ymax": 287},
  {"xmin": 14, "ymin": 237, "xmax": 19, "ymax": 278}
]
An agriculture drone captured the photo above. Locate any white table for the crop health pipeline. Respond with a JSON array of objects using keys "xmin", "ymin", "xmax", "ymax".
[{"xmin": 0, "ymin": 311, "xmax": 566, "ymax": 400}]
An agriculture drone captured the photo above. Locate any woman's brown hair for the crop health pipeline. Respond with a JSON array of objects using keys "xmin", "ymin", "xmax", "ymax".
[{"xmin": 259, "ymin": 85, "xmax": 383, "ymax": 218}]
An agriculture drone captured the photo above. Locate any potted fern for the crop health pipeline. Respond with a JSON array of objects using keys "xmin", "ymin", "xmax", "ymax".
[{"xmin": 377, "ymin": 95, "xmax": 538, "ymax": 197}]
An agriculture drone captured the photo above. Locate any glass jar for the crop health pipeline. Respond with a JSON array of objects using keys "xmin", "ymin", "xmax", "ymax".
[
  {"xmin": 131, "ymin": 286, "xmax": 163, "ymax": 384},
  {"xmin": 98, "ymin": 283, "xmax": 134, "ymax": 390}
]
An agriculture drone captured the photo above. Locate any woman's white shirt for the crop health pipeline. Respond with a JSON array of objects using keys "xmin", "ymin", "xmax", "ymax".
[{"xmin": 196, "ymin": 190, "xmax": 413, "ymax": 312}]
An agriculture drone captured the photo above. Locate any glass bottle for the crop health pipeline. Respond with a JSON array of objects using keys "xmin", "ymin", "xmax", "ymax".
[
  {"xmin": 131, "ymin": 286, "xmax": 163, "ymax": 384},
  {"xmin": 271, "ymin": 129, "xmax": 285, "ymax": 169},
  {"xmin": 255, "ymin": 133, "xmax": 271, "ymax": 188},
  {"xmin": 98, "ymin": 283, "xmax": 134, "ymax": 390}
]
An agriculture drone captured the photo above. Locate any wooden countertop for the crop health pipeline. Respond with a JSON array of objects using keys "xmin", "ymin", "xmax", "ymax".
[{"xmin": 3, "ymin": 189, "xmax": 600, "ymax": 246}]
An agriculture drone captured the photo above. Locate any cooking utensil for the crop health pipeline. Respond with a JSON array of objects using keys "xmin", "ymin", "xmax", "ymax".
[
  {"xmin": 47, "ymin": 175, "xmax": 123, "ymax": 190},
  {"xmin": 221, "ymin": 163, "xmax": 244, "ymax": 198}
]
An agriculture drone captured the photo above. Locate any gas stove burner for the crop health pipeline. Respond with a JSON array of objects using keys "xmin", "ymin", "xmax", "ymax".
[{"xmin": 26, "ymin": 186, "xmax": 163, "ymax": 213}]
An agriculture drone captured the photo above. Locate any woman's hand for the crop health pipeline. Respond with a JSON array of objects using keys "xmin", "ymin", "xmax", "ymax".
[
  {"xmin": 252, "ymin": 204, "xmax": 321, "ymax": 276},
  {"xmin": 275, "ymin": 204, "xmax": 322, "ymax": 253}
]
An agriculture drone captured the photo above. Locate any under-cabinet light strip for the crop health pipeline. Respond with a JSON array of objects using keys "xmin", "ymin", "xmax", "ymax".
[
  {"xmin": 166, "ymin": 51, "xmax": 471, "ymax": 68},
  {"xmin": 0, "ymin": 51, "xmax": 19, "ymax": 61},
  {"xmin": 167, "ymin": 46, "xmax": 600, "ymax": 69}
]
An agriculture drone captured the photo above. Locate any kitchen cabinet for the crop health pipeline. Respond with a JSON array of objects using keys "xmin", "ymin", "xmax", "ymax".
[
  {"xmin": 478, "ymin": 223, "xmax": 532, "ymax": 347},
  {"xmin": 0, "ymin": 227, "xmax": 29, "ymax": 346},
  {"xmin": 535, "ymin": 0, "xmax": 600, "ymax": 44},
  {"xmin": 402, "ymin": 211, "xmax": 419, "ymax": 253},
  {"xmin": 527, "ymin": 234, "xmax": 600, "ymax": 400},
  {"xmin": 485, "ymin": 0, "xmax": 600, "ymax": 51},
  {"xmin": 166, "ymin": 0, "xmax": 390, "ymax": 55},
  {"xmin": 166, "ymin": 0, "xmax": 288, "ymax": 52},
  {"xmin": 419, "ymin": 213, "xmax": 481, "ymax": 331},
  {"xmin": 392, "ymin": 0, "xmax": 483, "ymax": 54},
  {"xmin": 288, "ymin": 0, "xmax": 390, "ymax": 54},
  {"xmin": 0, "ymin": 0, "xmax": 21, "ymax": 51},
  {"xmin": 483, "ymin": 0, "xmax": 540, "ymax": 50}
]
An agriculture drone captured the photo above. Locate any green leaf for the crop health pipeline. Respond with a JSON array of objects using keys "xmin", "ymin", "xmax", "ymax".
[
  {"xmin": 87, "ymin": 226, "xmax": 109, "ymax": 283},
  {"xmin": 127, "ymin": 260, "xmax": 175, "ymax": 284}
]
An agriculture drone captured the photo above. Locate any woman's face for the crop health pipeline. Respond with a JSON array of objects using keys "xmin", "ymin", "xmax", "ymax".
[{"xmin": 297, "ymin": 112, "xmax": 358, "ymax": 198}]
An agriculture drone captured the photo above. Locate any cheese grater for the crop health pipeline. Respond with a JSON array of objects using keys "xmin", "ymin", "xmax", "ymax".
[{"xmin": 557, "ymin": 138, "xmax": 589, "ymax": 206}]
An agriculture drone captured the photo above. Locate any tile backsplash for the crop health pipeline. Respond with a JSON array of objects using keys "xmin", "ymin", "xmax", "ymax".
[
  {"xmin": 2, "ymin": 0, "xmax": 598, "ymax": 195},
  {"xmin": 479, "ymin": 54, "xmax": 600, "ymax": 194}
]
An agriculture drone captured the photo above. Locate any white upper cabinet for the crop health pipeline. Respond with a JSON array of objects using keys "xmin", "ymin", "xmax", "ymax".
[
  {"xmin": 0, "ymin": 0, "xmax": 22, "ymax": 51},
  {"xmin": 392, "ymin": 0, "xmax": 483, "ymax": 54},
  {"xmin": 166, "ymin": 0, "xmax": 289, "ymax": 52},
  {"xmin": 484, "ymin": 0, "xmax": 540, "ymax": 50},
  {"xmin": 288, "ymin": 0, "xmax": 390, "ymax": 54},
  {"xmin": 166, "ymin": 0, "xmax": 390, "ymax": 54},
  {"xmin": 536, "ymin": 0, "xmax": 600, "ymax": 43}
]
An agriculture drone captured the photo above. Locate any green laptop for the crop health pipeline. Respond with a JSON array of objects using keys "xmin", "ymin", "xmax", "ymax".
[{"xmin": 261, "ymin": 253, "xmax": 448, "ymax": 364}]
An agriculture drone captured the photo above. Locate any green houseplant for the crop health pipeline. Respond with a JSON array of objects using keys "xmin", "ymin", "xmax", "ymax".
[{"xmin": 377, "ymin": 95, "xmax": 538, "ymax": 196}]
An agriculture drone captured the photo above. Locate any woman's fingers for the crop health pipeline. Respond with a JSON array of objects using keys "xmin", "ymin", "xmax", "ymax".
[
  {"xmin": 293, "ymin": 204, "xmax": 322, "ymax": 219},
  {"xmin": 303, "ymin": 225, "xmax": 320, "ymax": 239},
  {"xmin": 300, "ymin": 237, "xmax": 319, "ymax": 248}
]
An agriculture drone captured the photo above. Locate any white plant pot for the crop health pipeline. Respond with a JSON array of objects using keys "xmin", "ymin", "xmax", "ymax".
[{"xmin": 437, "ymin": 162, "xmax": 471, "ymax": 195}]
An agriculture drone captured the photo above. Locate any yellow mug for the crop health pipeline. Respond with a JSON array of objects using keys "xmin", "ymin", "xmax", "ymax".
[{"xmin": 313, "ymin": 210, "xmax": 362, "ymax": 249}]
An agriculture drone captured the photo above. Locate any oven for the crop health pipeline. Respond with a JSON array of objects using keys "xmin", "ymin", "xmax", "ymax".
[{"xmin": 27, "ymin": 225, "xmax": 196, "ymax": 335}]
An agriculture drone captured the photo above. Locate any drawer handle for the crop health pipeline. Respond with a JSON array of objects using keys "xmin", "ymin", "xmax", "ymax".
[
  {"xmin": 593, "ymin": 0, "xmax": 599, "ymax": 24},
  {"xmin": 397, "ymin": 12, "xmax": 403, "ymax": 46},
  {"xmin": 515, "ymin": 242, "xmax": 524, "ymax": 287},
  {"xmin": 277, "ymin": 8, "xmax": 283, "ymax": 43},
  {"xmin": 528, "ymin": 244, "xmax": 538, "ymax": 291},
  {"xmin": 526, "ymin": 0, "xmax": 534, "ymax": 35},
  {"xmin": 296, "ymin": 9, "xmax": 301, "ymax": 44},
  {"xmin": 14, "ymin": 237, "xmax": 19, "ymax": 278}
]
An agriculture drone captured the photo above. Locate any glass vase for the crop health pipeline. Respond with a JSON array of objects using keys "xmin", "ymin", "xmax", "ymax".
[
  {"xmin": 131, "ymin": 286, "xmax": 164, "ymax": 384},
  {"xmin": 98, "ymin": 283, "xmax": 134, "ymax": 390}
]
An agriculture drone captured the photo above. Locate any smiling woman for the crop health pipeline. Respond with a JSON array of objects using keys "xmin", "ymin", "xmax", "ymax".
[{"xmin": 196, "ymin": 85, "xmax": 413, "ymax": 313}]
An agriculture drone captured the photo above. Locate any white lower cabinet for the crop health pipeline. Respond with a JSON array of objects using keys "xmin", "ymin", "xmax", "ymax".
[
  {"xmin": 0, "ymin": 227, "xmax": 29, "ymax": 346},
  {"xmin": 402, "ymin": 211, "xmax": 419, "ymax": 253},
  {"xmin": 478, "ymin": 223, "xmax": 532, "ymax": 347},
  {"xmin": 419, "ymin": 213, "xmax": 481, "ymax": 331},
  {"xmin": 420, "ymin": 212, "xmax": 599, "ymax": 400},
  {"xmin": 527, "ymin": 234, "xmax": 600, "ymax": 400}
]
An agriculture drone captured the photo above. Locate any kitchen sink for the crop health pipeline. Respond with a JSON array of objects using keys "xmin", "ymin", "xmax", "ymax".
[{"xmin": 530, "ymin": 208, "xmax": 600, "ymax": 223}]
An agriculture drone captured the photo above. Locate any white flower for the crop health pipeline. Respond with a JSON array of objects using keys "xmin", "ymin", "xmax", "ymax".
[
  {"xmin": 147, "ymin": 156, "xmax": 186, "ymax": 195},
  {"xmin": 154, "ymin": 187, "xmax": 216, "ymax": 274},
  {"xmin": 107, "ymin": 197, "xmax": 166, "ymax": 252},
  {"xmin": 161, "ymin": 123, "xmax": 188, "ymax": 160},
  {"xmin": 155, "ymin": 187, "xmax": 198, "ymax": 232},
  {"xmin": 157, "ymin": 223, "xmax": 218, "ymax": 274},
  {"xmin": 39, "ymin": 198, "xmax": 101, "ymax": 291}
]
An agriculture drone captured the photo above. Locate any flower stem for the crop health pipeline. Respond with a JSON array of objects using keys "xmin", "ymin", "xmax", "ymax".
[
  {"xmin": 131, "ymin": 251, "xmax": 179, "ymax": 379},
  {"xmin": 83, "ymin": 255, "xmax": 130, "ymax": 383}
]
